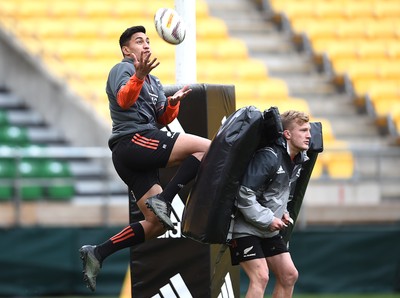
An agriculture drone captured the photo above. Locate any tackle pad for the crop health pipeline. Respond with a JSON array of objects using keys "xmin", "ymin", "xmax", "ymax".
[{"xmin": 182, "ymin": 106, "xmax": 282, "ymax": 244}]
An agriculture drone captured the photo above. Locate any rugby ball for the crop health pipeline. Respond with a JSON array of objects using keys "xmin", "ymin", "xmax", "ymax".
[{"xmin": 154, "ymin": 8, "xmax": 186, "ymax": 45}]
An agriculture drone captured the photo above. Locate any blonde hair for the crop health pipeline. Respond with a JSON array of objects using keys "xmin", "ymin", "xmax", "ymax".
[{"xmin": 281, "ymin": 110, "xmax": 309, "ymax": 130}]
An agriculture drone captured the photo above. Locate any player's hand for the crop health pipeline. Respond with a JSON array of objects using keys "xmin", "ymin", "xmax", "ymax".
[
  {"xmin": 132, "ymin": 51, "xmax": 160, "ymax": 80},
  {"xmin": 169, "ymin": 85, "xmax": 192, "ymax": 106},
  {"xmin": 268, "ymin": 217, "xmax": 288, "ymax": 232},
  {"xmin": 282, "ymin": 212, "xmax": 294, "ymax": 226}
]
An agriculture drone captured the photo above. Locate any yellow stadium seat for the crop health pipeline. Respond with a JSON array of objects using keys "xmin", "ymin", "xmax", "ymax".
[
  {"xmin": 113, "ymin": 0, "xmax": 210, "ymax": 19},
  {"xmin": 351, "ymin": 78, "xmax": 380, "ymax": 96},
  {"xmin": 197, "ymin": 18, "xmax": 229, "ymax": 40},
  {"xmin": 81, "ymin": 1, "xmax": 114, "ymax": 18},
  {"xmin": 379, "ymin": 61, "xmax": 400, "ymax": 79},
  {"xmin": 324, "ymin": 150, "xmax": 355, "ymax": 179},
  {"xmin": 336, "ymin": 21, "xmax": 367, "ymax": 39},
  {"xmin": 98, "ymin": 19, "xmax": 155, "ymax": 40},
  {"xmin": 337, "ymin": 59, "xmax": 400, "ymax": 84},
  {"xmin": 53, "ymin": 42, "xmax": 87, "ymax": 60},
  {"xmin": 0, "ymin": 2, "xmax": 16, "ymax": 18},
  {"xmin": 324, "ymin": 139, "xmax": 350, "ymax": 153},
  {"xmin": 14, "ymin": 1, "xmax": 48, "ymax": 18},
  {"xmin": 374, "ymin": 2, "xmax": 400, "ymax": 19},
  {"xmin": 197, "ymin": 39, "xmax": 248, "ymax": 61},
  {"xmin": 366, "ymin": 21, "xmax": 398, "ymax": 40},
  {"xmin": 387, "ymin": 42, "xmax": 400, "ymax": 59},
  {"xmin": 314, "ymin": 2, "xmax": 344, "ymax": 19},
  {"xmin": 343, "ymin": 2, "xmax": 374, "ymax": 19},
  {"xmin": 357, "ymin": 42, "xmax": 388, "ymax": 59},
  {"xmin": 47, "ymin": 1, "xmax": 81, "ymax": 18},
  {"xmin": 16, "ymin": 36, "xmax": 44, "ymax": 56},
  {"xmin": 332, "ymin": 57, "xmax": 387, "ymax": 75},
  {"xmin": 87, "ymin": 44, "xmax": 121, "ymax": 60},
  {"xmin": 324, "ymin": 42, "xmax": 358, "ymax": 61},
  {"xmin": 235, "ymin": 97, "xmax": 310, "ymax": 115},
  {"xmin": 310, "ymin": 117, "xmax": 335, "ymax": 144},
  {"xmin": 271, "ymin": 2, "xmax": 314, "ymax": 19},
  {"xmin": 300, "ymin": 22, "xmax": 337, "ymax": 41},
  {"xmin": 235, "ymin": 78, "xmax": 289, "ymax": 104},
  {"xmin": 366, "ymin": 81, "xmax": 400, "ymax": 100},
  {"xmin": 270, "ymin": 98, "xmax": 311, "ymax": 115},
  {"xmin": 233, "ymin": 59, "xmax": 268, "ymax": 81},
  {"xmin": 114, "ymin": 1, "xmax": 186, "ymax": 19},
  {"xmin": 72, "ymin": 62, "xmax": 111, "ymax": 82},
  {"xmin": 234, "ymin": 99, "xmax": 273, "ymax": 112},
  {"xmin": 330, "ymin": 43, "xmax": 400, "ymax": 69},
  {"xmin": 344, "ymin": 62, "xmax": 378, "ymax": 82},
  {"xmin": 197, "ymin": 59, "xmax": 268, "ymax": 84},
  {"xmin": 371, "ymin": 97, "xmax": 400, "ymax": 123},
  {"xmin": 18, "ymin": 20, "xmax": 67, "ymax": 39},
  {"xmin": 195, "ymin": 0, "xmax": 210, "ymax": 19},
  {"xmin": 67, "ymin": 21, "xmax": 101, "ymax": 39},
  {"xmin": 152, "ymin": 63, "xmax": 176, "ymax": 85},
  {"xmin": 49, "ymin": 39, "xmax": 120, "ymax": 61},
  {"xmin": 310, "ymin": 158, "xmax": 324, "ymax": 179}
]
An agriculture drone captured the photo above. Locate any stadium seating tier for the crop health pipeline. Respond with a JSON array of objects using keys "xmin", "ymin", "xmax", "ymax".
[{"xmin": 0, "ymin": 0, "xmax": 358, "ymax": 179}]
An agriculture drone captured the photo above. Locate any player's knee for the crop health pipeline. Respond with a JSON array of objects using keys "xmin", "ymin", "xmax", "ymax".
[
  {"xmin": 259, "ymin": 272, "xmax": 269, "ymax": 288},
  {"xmin": 252, "ymin": 270, "xmax": 269, "ymax": 289},
  {"xmin": 283, "ymin": 267, "xmax": 298, "ymax": 287}
]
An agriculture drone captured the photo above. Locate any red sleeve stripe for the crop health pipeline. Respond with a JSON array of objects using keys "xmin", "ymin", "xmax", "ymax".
[{"xmin": 131, "ymin": 133, "xmax": 159, "ymax": 150}]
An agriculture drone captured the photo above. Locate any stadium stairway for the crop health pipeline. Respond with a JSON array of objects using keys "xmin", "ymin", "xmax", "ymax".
[
  {"xmin": 0, "ymin": 87, "xmax": 127, "ymax": 227},
  {"xmin": 205, "ymin": 0, "xmax": 400, "ymax": 223}
]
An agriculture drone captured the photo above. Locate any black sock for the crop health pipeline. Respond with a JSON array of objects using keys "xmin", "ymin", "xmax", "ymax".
[
  {"xmin": 94, "ymin": 222, "xmax": 145, "ymax": 262},
  {"xmin": 161, "ymin": 155, "xmax": 201, "ymax": 203}
]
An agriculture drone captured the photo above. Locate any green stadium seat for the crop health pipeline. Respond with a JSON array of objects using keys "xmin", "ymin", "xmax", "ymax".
[
  {"xmin": 0, "ymin": 126, "xmax": 29, "ymax": 145},
  {"xmin": 42, "ymin": 160, "xmax": 75, "ymax": 200},
  {"xmin": 41, "ymin": 160, "xmax": 71, "ymax": 178},
  {"xmin": 20, "ymin": 184, "xmax": 43, "ymax": 201},
  {"xmin": 0, "ymin": 145, "xmax": 14, "ymax": 201},
  {"xmin": 18, "ymin": 160, "xmax": 42, "ymax": 177},
  {"xmin": 0, "ymin": 184, "xmax": 13, "ymax": 201},
  {"xmin": 47, "ymin": 184, "xmax": 75, "ymax": 201},
  {"xmin": 0, "ymin": 159, "xmax": 16, "ymax": 178},
  {"xmin": 0, "ymin": 110, "xmax": 9, "ymax": 126},
  {"xmin": 18, "ymin": 160, "xmax": 44, "ymax": 201}
]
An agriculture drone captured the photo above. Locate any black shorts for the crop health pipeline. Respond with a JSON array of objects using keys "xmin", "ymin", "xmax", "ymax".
[
  {"xmin": 111, "ymin": 130, "xmax": 179, "ymax": 201},
  {"xmin": 229, "ymin": 235, "xmax": 289, "ymax": 266}
]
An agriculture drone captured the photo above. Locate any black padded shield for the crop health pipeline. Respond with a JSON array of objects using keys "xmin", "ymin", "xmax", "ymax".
[
  {"xmin": 182, "ymin": 106, "xmax": 265, "ymax": 244},
  {"xmin": 259, "ymin": 106, "xmax": 283, "ymax": 148}
]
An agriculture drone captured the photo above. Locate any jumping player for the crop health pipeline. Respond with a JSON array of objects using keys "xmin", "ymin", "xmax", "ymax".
[{"xmin": 78, "ymin": 25, "xmax": 210, "ymax": 292}]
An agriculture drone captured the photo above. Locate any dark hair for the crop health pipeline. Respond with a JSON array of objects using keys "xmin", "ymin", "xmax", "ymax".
[{"xmin": 119, "ymin": 26, "xmax": 146, "ymax": 48}]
